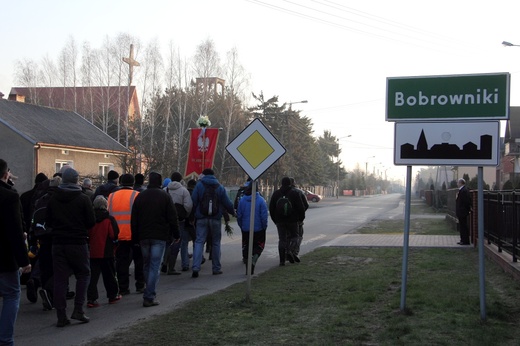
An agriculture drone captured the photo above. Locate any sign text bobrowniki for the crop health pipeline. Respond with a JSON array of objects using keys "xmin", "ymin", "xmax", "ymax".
[{"xmin": 386, "ymin": 73, "xmax": 510, "ymax": 121}]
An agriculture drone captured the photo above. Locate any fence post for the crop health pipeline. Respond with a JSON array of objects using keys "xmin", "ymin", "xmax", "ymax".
[{"xmin": 513, "ymin": 191, "xmax": 517, "ymax": 263}]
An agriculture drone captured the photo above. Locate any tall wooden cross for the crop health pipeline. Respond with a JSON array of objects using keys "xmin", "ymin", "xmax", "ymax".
[{"xmin": 123, "ymin": 44, "xmax": 140, "ymax": 85}]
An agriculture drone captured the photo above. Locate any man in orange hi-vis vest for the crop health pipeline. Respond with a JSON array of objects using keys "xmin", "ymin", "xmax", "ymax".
[{"xmin": 107, "ymin": 174, "xmax": 145, "ymax": 295}]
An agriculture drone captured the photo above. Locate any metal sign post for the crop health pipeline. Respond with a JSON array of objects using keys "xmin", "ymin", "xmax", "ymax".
[
  {"xmin": 226, "ymin": 118, "xmax": 286, "ymax": 302},
  {"xmin": 388, "ymin": 72, "xmax": 510, "ymax": 320}
]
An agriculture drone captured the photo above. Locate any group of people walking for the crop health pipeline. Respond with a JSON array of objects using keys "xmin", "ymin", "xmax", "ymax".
[{"xmin": 0, "ymin": 157, "xmax": 310, "ymax": 344}]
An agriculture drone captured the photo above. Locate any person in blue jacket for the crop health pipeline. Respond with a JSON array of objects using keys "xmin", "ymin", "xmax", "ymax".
[
  {"xmin": 236, "ymin": 181, "xmax": 268, "ymax": 275},
  {"xmin": 190, "ymin": 169, "xmax": 235, "ymax": 277}
]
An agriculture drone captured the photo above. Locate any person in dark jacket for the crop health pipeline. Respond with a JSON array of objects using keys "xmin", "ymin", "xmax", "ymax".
[
  {"xmin": 190, "ymin": 169, "xmax": 236, "ymax": 278},
  {"xmin": 0, "ymin": 158, "xmax": 32, "ymax": 346},
  {"xmin": 131, "ymin": 172, "xmax": 180, "ymax": 307},
  {"xmin": 46, "ymin": 168, "xmax": 95, "ymax": 327},
  {"xmin": 269, "ymin": 176, "xmax": 306, "ymax": 266},
  {"xmin": 19, "ymin": 172, "xmax": 48, "ymax": 303},
  {"xmin": 92, "ymin": 170, "xmax": 120, "ymax": 200},
  {"xmin": 133, "ymin": 173, "xmax": 146, "ymax": 192},
  {"xmin": 456, "ymin": 178, "xmax": 472, "ymax": 245},
  {"xmin": 87, "ymin": 196, "xmax": 121, "ymax": 308},
  {"xmin": 32, "ymin": 177, "xmax": 61, "ymax": 311},
  {"xmin": 290, "ymin": 177, "xmax": 309, "ymax": 257}
]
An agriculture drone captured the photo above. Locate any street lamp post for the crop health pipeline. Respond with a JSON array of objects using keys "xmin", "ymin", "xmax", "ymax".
[
  {"xmin": 365, "ymin": 156, "xmax": 375, "ymax": 178},
  {"xmin": 285, "ymin": 100, "xmax": 308, "ymax": 176}
]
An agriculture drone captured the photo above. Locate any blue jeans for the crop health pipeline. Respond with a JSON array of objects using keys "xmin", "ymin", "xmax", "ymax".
[
  {"xmin": 192, "ymin": 218, "xmax": 222, "ymax": 273},
  {"xmin": 0, "ymin": 270, "xmax": 21, "ymax": 346},
  {"xmin": 140, "ymin": 239, "xmax": 166, "ymax": 301}
]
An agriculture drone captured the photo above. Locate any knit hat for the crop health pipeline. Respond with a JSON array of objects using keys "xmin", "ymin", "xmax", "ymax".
[
  {"xmin": 170, "ymin": 172, "xmax": 183, "ymax": 182},
  {"xmin": 62, "ymin": 168, "xmax": 79, "ymax": 184},
  {"xmin": 202, "ymin": 168, "xmax": 214, "ymax": 176},
  {"xmin": 134, "ymin": 173, "xmax": 144, "ymax": 185},
  {"xmin": 148, "ymin": 172, "xmax": 162, "ymax": 188},
  {"xmin": 162, "ymin": 178, "xmax": 171, "ymax": 188},
  {"xmin": 93, "ymin": 195, "xmax": 108, "ymax": 209},
  {"xmin": 120, "ymin": 174, "xmax": 135, "ymax": 187},
  {"xmin": 107, "ymin": 170, "xmax": 119, "ymax": 181},
  {"xmin": 35, "ymin": 172, "xmax": 48, "ymax": 184},
  {"xmin": 187, "ymin": 179, "xmax": 197, "ymax": 189},
  {"xmin": 281, "ymin": 177, "xmax": 291, "ymax": 186},
  {"xmin": 58, "ymin": 164, "xmax": 71, "ymax": 175}
]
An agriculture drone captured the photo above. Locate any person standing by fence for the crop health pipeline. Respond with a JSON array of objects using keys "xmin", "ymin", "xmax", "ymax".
[{"xmin": 456, "ymin": 178, "xmax": 472, "ymax": 245}]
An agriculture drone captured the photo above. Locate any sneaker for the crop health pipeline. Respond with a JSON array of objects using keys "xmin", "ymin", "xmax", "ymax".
[
  {"xmin": 286, "ymin": 253, "xmax": 295, "ymax": 264},
  {"xmin": 26, "ymin": 279, "xmax": 38, "ymax": 303},
  {"xmin": 56, "ymin": 319, "xmax": 71, "ymax": 328},
  {"xmin": 109, "ymin": 295, "xmax": 122, "ymax": 304},
  {"xmin": 212, "ymin": 270, "xmax": 223, "ymax": 275},
  {"xmin": 191, "ymin": 271, "xmax": 199, "ymax": 278},
  {"xmin": 71, "ymin": 310, "xmax": 90, "ymax": 323},
  {"xmin": 143, "ymin": 299, "xmax": 160, "ymax": 307},
  {"xmin": 87, "ymin": 300, "xmax": 100, "ymax": 308},
  {"xmin": 119, "ymin": 289, "xmax": 131, "ymax": 296},
  {"xmin": 181, "ymin": 267, "xmax": 189, "ymax": 272},
  {"xmin": 293, "ymin": 254, "xmax": 301, "ymax": 263},
  {"xmin": 167, "ymin": 270, "xmax": 181, "ymax": 275},
  {"xmin": 39, "ymin": 289, "xmax": 53, "ymax": 310},
  {"xmin": 136, "ymin": 287, "xmax": 145, "ymax": 294}
]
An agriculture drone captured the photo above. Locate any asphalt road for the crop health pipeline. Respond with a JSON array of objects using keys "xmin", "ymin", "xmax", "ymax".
[{"xmin": 13, "ymin": 193, "xmax": 403, "ymax": 345}]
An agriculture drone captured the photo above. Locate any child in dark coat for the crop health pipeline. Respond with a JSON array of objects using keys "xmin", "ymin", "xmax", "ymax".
[{"xmin": 87, "ymin": 196, "xmax": 121, "ymax": 307}]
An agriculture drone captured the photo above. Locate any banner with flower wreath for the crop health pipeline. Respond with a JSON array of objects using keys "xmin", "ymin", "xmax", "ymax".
[{"xmin": 184, "ymin": 127, "xmax": 220, "ymax": 177}]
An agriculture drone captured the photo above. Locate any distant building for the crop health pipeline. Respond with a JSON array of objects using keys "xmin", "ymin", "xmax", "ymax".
[
  {"xmin": 0, "ymin": 99, "xmax": 129, "ymax": 193},
  {"xmin": 501, "ymin": 106, "xmax": 520, "ymax": 187}
]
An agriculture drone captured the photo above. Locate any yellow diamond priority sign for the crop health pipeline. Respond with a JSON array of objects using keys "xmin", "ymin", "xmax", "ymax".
[{"xmin": 226, "ymin": 118, "xmax": 286, "ymax": 180}]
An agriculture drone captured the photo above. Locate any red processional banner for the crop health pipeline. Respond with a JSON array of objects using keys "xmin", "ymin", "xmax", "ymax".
[{"xmin": 184, "ymin": 128, "xmax": 220, "ymax": 177}]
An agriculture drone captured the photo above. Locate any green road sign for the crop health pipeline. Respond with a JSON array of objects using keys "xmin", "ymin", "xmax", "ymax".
[{"xmin": 386, "ymin": 73, "xmax": 510, "ymax": 121}]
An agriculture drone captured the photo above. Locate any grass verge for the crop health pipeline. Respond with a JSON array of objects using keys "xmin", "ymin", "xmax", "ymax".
[{"xmin": 88, "ymin": 246, "xmax": 520, "ymax": 346}]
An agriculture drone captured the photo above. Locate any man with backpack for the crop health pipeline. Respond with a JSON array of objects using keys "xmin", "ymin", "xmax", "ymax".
[
  {"xmin": 190, "ymin": 169, "xmax": 235, "ymax": 278},
  {"xmin": 269, "ymin": 176, "xmax": 306, "ymax": 266}
]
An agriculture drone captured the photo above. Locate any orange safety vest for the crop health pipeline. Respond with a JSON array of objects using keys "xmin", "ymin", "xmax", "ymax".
[{"xmin": 107, "ymin": 189, "xmax": 139, "ymax": 241}]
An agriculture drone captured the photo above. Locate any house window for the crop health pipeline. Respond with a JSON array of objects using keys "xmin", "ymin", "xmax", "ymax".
[
  {"xmin": 55, "ymin": 160, "xmax": 73, "ymax": 173},
  {"xmin": 99, "ymin": 163, "xmax": 114, "ymax": 178}
]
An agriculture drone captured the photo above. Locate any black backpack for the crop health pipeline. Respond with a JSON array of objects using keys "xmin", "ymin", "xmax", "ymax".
[
  {"xmin": 175, "ymin": 203, "xmax": 188, "ymax": 221},
  {"xmin": 31, "ymin": 194, "xmax": 53, "ymax": 237},
  {"xmin": 200, "ymin": 183, "xmax": 219, "ymax": 216},
  {"xmin": 276, "ymin": 194, "xmax": 293, "ymax": 218}
]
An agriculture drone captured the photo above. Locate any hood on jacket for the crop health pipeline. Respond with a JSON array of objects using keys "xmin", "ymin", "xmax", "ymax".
[
  {"xmin": 199, "ymin": 174, "xmax": 220, "ymax": 186},
  {"xmin": 167, "ymin": 181, "xmax": 184, "ymax": 191},
  {"xmin": 54, "ymin": 186, "xmax": 83, "ymax": 202},
  {"xmin": 94, "ymin": 208, "xmax": 110, "ymax": 223}
]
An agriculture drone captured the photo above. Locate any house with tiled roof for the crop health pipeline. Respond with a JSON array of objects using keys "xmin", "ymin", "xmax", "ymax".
[
  {"xmin": 0, "ymin": 98, "xmax": 130, "ymax": 193},
  {"xmin": 8, "ymin": 86, "xmax": 140, "ymax": 143}
]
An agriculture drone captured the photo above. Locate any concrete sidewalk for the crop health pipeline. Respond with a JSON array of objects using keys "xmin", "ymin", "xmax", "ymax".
[{"xmin": 323, "ymin": 233, "xmax": 462, "ymax": 248}]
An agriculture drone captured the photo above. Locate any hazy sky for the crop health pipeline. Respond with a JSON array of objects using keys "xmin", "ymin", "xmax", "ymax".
[{"xmin": 1, "ymin": 0, "xmax": 518, "ymax": 181}]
